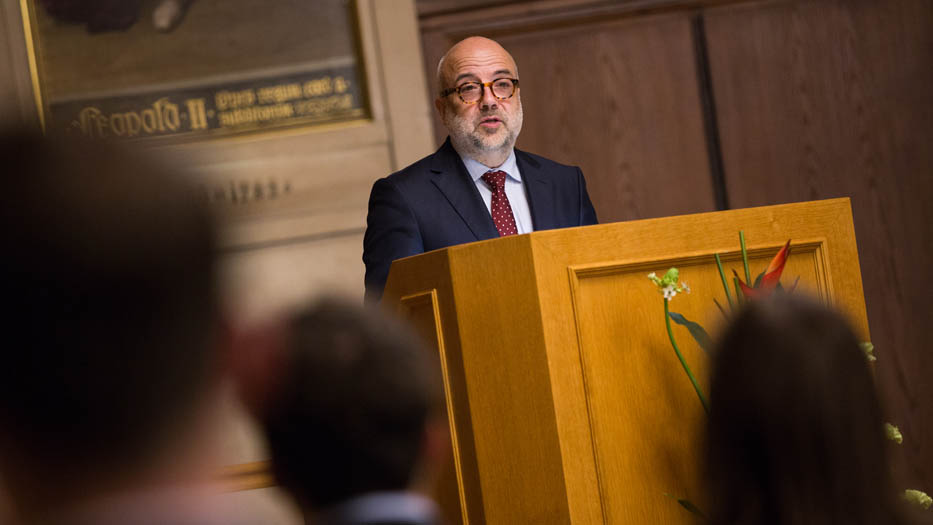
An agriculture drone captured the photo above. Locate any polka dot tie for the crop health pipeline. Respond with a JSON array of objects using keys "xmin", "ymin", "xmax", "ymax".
[{"xmin": 481, "ymin": 170, "xmax": 519, "ymax": 237}]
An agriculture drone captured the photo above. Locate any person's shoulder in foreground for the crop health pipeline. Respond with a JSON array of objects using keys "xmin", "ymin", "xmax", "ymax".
[{"xmin": 362, "ymin": 35, "xmax": 597, "ymax": 302}]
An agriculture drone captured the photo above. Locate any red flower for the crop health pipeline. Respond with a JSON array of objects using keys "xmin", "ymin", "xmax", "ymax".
[{"xmin": 733, "ymin": 240, "xmax": 791, "ymax": 299}]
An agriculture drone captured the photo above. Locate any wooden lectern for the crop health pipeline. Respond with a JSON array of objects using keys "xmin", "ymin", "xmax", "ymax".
[{"xmin": 381, "ymin": 198, "xmax": 869, "ymax": 524}]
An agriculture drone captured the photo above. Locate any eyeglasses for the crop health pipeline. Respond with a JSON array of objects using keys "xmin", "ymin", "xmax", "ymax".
[{"xmin": 441, "ymin": 78, "xmax": 519, "ymax": 104}]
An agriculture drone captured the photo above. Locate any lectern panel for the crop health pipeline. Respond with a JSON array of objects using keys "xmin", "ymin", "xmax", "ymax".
[
  {"xmin": 568, "ymin": 242, "xmax": 831, "ymax": 523},
  {"xmin": 382, "ymin": 198, "xmax": 867, "ymax": 525},
  {"xmin": 399, "ymin": 290, "xmax": 467, "ymax": 525}
]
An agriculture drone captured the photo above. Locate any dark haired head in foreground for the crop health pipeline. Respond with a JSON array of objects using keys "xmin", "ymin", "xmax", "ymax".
[
  {"xmin": 0, "ymin": 128, "xmax": 236, "ymax": 523},
  {"xmin": 258, "ymin": 297, "xmax": 445, "ymax": 525},
  {"xmin": 706, "ymin": 294, "xmax": 906, "ymax": 525}
]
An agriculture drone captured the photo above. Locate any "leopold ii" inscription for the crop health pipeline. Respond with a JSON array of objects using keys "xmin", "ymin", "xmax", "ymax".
[{"xmin": 51, "ymin": 66, "xmax": 365, "ymax": 140}]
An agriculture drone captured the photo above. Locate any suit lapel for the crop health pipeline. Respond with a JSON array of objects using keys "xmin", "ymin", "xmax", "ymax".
[
  {"xmin": 516, "ymin": 148, "xmax": 555, "ymax": 231},
  {"xmin": 430, "ymin": 138, "xmax": 499, "ymax": 241}
]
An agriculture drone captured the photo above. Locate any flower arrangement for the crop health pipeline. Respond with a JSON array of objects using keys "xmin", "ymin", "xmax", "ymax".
[
  {"xmin": 649, "ymin": 231, "xmax": 930, "ymax": 514},
  {"xmin": 647, "ymin": 232, "xmax": 791, "ymax": 414}
]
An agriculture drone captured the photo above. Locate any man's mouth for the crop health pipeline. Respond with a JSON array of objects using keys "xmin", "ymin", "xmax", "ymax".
[{"xmin": 478, "ymin": 117, "xmax": 502, "ymax": 129}]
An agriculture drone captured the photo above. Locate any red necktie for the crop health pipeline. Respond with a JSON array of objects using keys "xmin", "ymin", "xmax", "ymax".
[{"xmin": 482, "ymin": 170, "xmax": 519, "ymax": 237}]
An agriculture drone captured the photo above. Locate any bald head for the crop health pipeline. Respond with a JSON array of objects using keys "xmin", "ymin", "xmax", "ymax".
[
  {"xmin": 434, "ymin": 36, "xmax": 523, "ymax": 168},
  {"xmin": 435, "ymin": 36, "xmax": 519, "ymax": 95}
]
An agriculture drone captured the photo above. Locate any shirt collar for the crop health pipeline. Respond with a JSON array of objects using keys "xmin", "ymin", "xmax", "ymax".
[{"xmin": 458, "ymin": 148, "xmax": 521, "ymax": 183}]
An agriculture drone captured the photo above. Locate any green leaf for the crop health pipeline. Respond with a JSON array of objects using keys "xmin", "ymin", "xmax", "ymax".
[
  {"xmin": 669, "ymin": 311, "xmax": 712, "ymax": 354},
  {"xmin": 733, "ymin": 276, "xmax": 744, "ymax": 305},
  {"xmin": 677, "ymin": 499, "xmax": 708, "ymax": 520},
  {"xmin": 665, "ymin": 300, "xmax": 710, "ymax": 414},
  {"xmin": 714, "ymin": 253, "xmax": 734, "ymax": 311},
  {"xmin": 753, "ymin": 269, "xmax": 766, "ymax": 288},
  {"xmin": 664, "ymin": 493, "xmax": 708, "ymax": 520},
  {"xmin": 712, "ymin": 298, "xmax": 729, "ymax": 319},
  {"xmin": 739, "ymin": 230, "xmax": 752, "ymax": 285}
]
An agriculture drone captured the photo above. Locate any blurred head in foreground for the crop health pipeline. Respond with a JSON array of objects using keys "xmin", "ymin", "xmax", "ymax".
[
  {"xmin": 705, "ymin": 294, "xmax": 902, "ymax": 525},
  {"xmin": 0, "ymin": 128, "xmax": 224, "ymax": 522},
  {"xmin": 254, "ymin": 297, "xmax": 445, "ymax": 524}
]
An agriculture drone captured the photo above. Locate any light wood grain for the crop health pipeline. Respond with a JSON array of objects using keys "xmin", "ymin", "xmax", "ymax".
[
  {"xmin": 384, "ymin": 250, "xmax": 486, "ymax": 524},
  {"xmin": 565, "ymin": 242, "xmax": 828, "ymax": 522},
  {"xmin": 399, "ymin": 290, "xmax": 468, "ymax": 525}
]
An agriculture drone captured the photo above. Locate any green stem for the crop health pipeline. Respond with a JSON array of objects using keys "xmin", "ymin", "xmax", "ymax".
[
  {"xmin": 714, "ymin": 253, "xmax": 734, "ymax": 311},
  {"xmin": 665, "ymin": 298, "xmax": 710, "ymax": 414},
  {"xmin": 739, "ymin": 230, "xmax": 751, "ymax": 285}
]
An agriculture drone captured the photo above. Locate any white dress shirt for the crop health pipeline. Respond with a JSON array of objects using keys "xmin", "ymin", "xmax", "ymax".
[{"xmin": 458, "ymin": 149, "xmax": 535, "ymax": 234}]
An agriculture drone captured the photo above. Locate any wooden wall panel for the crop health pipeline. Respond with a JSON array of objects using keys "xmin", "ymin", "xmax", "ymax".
[
  {"xmin": 419, "ymin": 7, "xmax": 718, "ymax": 223},
  {"xmin": 503, "ymin": 16, "xmax": 716, "ymax": 223},
  {"xmin": 705, "ymin": 0, "xmax": 933, "ymax": 489}
]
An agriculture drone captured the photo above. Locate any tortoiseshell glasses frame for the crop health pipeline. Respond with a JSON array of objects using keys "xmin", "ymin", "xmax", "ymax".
[{"xmin": 440, "ymin": 78, "xmax": 520, "ymax": 104}]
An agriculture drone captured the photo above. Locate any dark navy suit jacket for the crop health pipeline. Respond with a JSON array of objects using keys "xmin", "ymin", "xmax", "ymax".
[{"xmin": 363, "ymin": 137, "xmax": 598, "ymax": 302}]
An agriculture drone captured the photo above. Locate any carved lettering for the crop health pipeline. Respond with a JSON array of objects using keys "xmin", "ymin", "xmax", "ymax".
[
  {"xmin": 186, "ymin": 98, "xmax": 209, "ymax": 130},
  {"xmin": 333, "ymin": 76, "xmax": 350, "ymax": 94},
  {"xmin": 140, "ymin": 110, "xmax": 155, "ymax": 134},
  {"xmin": 215, "ymin": 89, "xmax": 255, "ymax": 111},
  {"xmin": 217, "ymin": 103, "xmax": 295, "ymax": 127},
  {"xmin": 110, "ymin": 113, "xmax": 127, "ymax": 136},
  {"xmin": 154, "ymin": 98, "xmax": 181, "ymax": 131},
  {"xmin": 71, "ymin": 107, "xmax": 109, "ymax": 138},
  {"xmin": 124, "ymin": 112, "xmax": 142, "ymax": 136},
  {"xmin": 203, "ymin": 178, "xmax": 292, "ymax": 206},
  {"xmin": 59, "ymin": 70, "xmax": 360, "ymax": 139},
  {"xmin": 293, "ymin": 94, "xmax": 353, "ymax": 117},
  {"xmin": 257, "ymin": 83, "xmax": 302, "ymax": 104},
  {"xmin": 302, "ymin": 77, "xmax": 333, "ymax": 97}
]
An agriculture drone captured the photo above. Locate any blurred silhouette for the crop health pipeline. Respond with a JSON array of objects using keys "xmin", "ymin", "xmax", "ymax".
[
  {"xmin": 0, "ymin": 128, "xmax": 240, "ymax": 524},
  {"xmin": 705, "ymin": 294, "xmax": 907, "ymax": 525},
  {"xmin": 250, "ymin": 297, "xmax": 447, "ymax": 525}
]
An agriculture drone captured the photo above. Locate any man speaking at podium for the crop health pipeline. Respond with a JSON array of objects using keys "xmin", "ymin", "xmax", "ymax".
[{"xmin": 363, "ymin": 36, "xmax": 599, "ymax": 301}]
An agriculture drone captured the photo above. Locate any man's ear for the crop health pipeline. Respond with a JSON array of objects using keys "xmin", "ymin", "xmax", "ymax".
[{"xmin": 434, "ymin": 97, "xmax": 445, "ymax": 120}]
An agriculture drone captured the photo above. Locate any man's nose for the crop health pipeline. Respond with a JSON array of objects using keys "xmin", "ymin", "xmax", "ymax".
[{"xmin": 479, "ymin": 84, "xmax": 498, "ymax": 110}]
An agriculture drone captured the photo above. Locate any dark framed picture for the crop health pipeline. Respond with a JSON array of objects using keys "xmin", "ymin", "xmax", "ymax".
[{"xmin": 22, "ymin": 0, "xmax": 370, "ymax": 142}]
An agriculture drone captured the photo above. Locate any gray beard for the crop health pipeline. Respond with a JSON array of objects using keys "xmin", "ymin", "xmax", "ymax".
[
  {"xmin": 445, "ymin": 104, "xmax": 523, "ymax": 163},
  {"xmin": 468, "ymin": 128, "xmax": 514, "ymax": 154}
]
